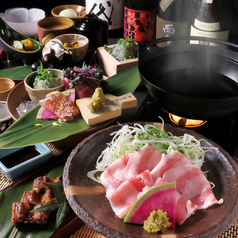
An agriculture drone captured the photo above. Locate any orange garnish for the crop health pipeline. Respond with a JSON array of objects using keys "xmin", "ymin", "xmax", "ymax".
[{"xmin": 21, "ymin": 39, "xmax": 33, "ymax": 51}]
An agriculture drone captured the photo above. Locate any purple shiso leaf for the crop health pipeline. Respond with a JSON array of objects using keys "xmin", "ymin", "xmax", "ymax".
[{"xmin": 73, "ymin": 66, "xmax": 82, "ymax": 72}]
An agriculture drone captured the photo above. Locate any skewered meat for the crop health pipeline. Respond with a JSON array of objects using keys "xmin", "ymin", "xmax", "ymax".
[
  {"xmin": 53, "ymin": 176, "xmax": 63, "ymax": 183},
  {"xmin": 11, "ymin": 176, "xmax": 63, "ymax": 226},
  {"xmin": 30, "ymin": 204, "xmax": 51, "ymax": 224},
  {"xmin": 33, "ymin": 176, "xmax": 53, "ymax": 193},
  {"xmin": 21, "ymin": 190, "xmax": 41, "ymax": 205},
  {"xmin": 11, "ymin": 202, "xmax": 32, "ymax": 226},
  {"xmin": 33, "ymin": 176, "xmax": 62, "ymax": 193},
  {"xmin": 41, "ymin": 189, "xmax": 55, "ymax": 205}
]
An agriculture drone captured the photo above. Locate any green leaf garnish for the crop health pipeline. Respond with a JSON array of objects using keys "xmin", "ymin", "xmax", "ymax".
[
  {"xmin": 30, "ymin": 200, "xmax": 63, "ymax": 213},
  {"xmin": 56, "ymin": 203, "xmax": 71, "ymax": 228},
  {"xmin": 44, "ymin": 182, "xmax": 66, "ymax": 203}
]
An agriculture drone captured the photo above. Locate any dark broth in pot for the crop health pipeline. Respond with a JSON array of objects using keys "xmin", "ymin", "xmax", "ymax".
[{"xmin": 153, "ymin": 68, "xmax": 238, "ymax": 99}]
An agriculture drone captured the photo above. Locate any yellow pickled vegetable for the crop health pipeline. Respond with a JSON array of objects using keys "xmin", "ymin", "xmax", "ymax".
[
  {"xmin": 63, "ymin": 42, "xmax": 79, "ymax": 48},
  {"xmin": 143, "ymin": 210, "xmax": 172, "ymax": 234},
  {"xmin": 72, "ymin": 42, "xmax": 79, "ymax": 48},
  {"xmin": 21, "ymin": 39, "xmax": 33, "ymax": 51}
]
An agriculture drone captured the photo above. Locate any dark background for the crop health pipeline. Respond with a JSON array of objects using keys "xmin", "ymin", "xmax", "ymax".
[{"xmin": 1, "ymin": 0, "xmax": 238, "ymax": 43}]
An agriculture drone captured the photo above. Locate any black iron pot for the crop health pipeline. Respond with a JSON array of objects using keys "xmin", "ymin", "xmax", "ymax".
[{"xmin": 138, "ymin": 36, "xmax": 238, "ymax": 120}]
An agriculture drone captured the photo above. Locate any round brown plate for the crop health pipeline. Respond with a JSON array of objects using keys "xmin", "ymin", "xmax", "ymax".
[
  {"xmin": 6, "ymin": 81, "xmax": 117, "ymax": 148},
  {"xmin": 7, "ymin": 81, "xmax": 30, "ymax": 121},
  {"xmin": 63, "ymin": 122, "xmax": 238, "ymax": 238}
]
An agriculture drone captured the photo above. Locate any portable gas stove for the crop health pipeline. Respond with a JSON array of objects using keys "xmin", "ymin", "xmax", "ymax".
[{"xmin": 140, "ymin": 94, "xmax": 238, "ymax": 159}]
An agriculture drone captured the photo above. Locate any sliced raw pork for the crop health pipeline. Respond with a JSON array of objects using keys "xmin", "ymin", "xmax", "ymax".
[
  {"xmin": 100, "ymin": 154, "xmax": 130, "ymax": 195},
  {"xmin": 106, "ymin": 174, "xmax": 148, "ymax": 218},
  {"xmin": 100, "ymin": 144, "xmax": 162, "ymax": 195},
  {"xmin": 124, "ymin": 144, "xmax": 162, "ymax": 180},
  {"xmin": 163, "ymin": 164, "xmax": 224, "ymax": 209},
  {"xmin": 100, "ymin": 144, "xmax": 223, "ymax": 225},
  {"xmin": 150, "ymin": 150, "xmax": 192, "ymax": 180}
]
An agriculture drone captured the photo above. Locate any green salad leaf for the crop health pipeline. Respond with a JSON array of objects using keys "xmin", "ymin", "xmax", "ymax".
[{"xmin": 0, "ymin": 65, "xmax": 140, "ymax": 149}]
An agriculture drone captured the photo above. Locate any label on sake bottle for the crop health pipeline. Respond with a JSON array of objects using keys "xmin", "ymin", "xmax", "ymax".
[
  {"xmin": 156, "ymin": 16, "xmax": 190, "ymax": 47},
  {"xmin": 124, "ymin": 7, "xmax": 156, "ymax": 43},
  {"xmin": 190, "ymin": 25, "xmax": 229, "ymax": 46},
  {"xmin": 194, "ymin": 18, "xmax": 220, "ymax": 32},
  {"xmin": 159, "ymin": 0, "xmax": 174, "ymax": 12}
]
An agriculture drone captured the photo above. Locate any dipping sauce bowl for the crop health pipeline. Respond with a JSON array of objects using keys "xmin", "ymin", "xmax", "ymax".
[
  {"xmin": 0, "ymin": 144, "xmax": 52, "ymax": 179},
  {"xmin": 0, "ymin": 78, "xmax": 15, "ymax": 101}
]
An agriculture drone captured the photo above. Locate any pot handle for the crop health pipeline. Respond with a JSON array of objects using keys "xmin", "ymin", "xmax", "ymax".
[{"xmin": 139, "ymin": 36, "xmax": 238, "ymax": 51}]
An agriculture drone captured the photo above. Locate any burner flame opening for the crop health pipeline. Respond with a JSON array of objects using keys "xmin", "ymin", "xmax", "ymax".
[{"xmin": 169, "ymin": 113, "xmax": 207, "ymax": 128}]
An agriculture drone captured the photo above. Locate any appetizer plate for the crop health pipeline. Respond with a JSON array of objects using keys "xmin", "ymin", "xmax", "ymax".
[
  {"xmin": 6, "ymin": 82, "xmax": 117, "ymax": 148},
  {"xmin": 63, "ymin": 122, "xmax": 238, "ymax": 238}
]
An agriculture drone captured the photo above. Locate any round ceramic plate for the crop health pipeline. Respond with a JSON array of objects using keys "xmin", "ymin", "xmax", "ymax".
[
  {"xmin": 7, "ymin": 81, "xmax": 30, "ymax": 121},
  {"xmin": 63, "ymin": 122, "xmax": 238, "ymax": 238},
  {"xmin": 6, "ymin": 81, "xmax": 117, "ymax": 147}
]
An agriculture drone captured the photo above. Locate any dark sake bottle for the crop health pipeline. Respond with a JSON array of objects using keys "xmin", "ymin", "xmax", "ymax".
[
  {"xmin": 156, "ymin": 0, "xmax": 192, "ymax": 46},
  {"xmin": 123, "ymin": 0, "xmax": 156, "ymax": 43},
  {"xmin": 190, "ymin": 0, "xmax": 229, "ymax": 46}
]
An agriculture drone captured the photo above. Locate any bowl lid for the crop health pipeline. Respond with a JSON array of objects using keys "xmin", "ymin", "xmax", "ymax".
[{"xmin": 75, "ymin": 13, "xmax": 108, "ymax": 31}]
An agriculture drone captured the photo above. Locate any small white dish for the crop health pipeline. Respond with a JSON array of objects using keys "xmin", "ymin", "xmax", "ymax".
[{"xmin": 0, "ymin": 101, "xmax": 11, "ymax": 122}]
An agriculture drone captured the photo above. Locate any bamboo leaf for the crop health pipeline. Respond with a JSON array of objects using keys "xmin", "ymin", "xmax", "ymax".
[
  {"xmin": 0, "ymin": 66, "xmax": 141, "ymax": 149},
  {"xmin": 104, "ymin": 65, "xmax": 140, "ymax": 95},
  {"xmin": 0, "ymin": 107, "xmax": 91, "ymax": 148},
  {"xmin": 0, "ymin": 66, "xmax": 32, "ymax": 79},
  {"xmin": 0, "ymin": 165, "xmax": 65, "ymax": 238}
]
